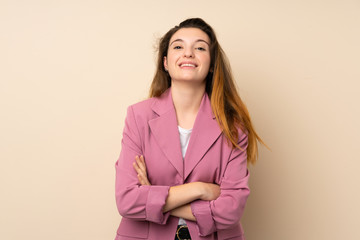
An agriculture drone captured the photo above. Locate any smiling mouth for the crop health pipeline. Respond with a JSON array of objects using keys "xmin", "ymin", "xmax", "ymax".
[{"xmin": 179, "ymin": 63, "xmax": 197, "ymax": 68}]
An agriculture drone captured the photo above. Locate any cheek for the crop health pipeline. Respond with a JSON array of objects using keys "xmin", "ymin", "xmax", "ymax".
[
  {"xmin": 167, "ymin": 56, "xmax": 176, "ymax": 65},
  {"xmin": 202, "ymin": 56, "xmax": 211, "ymax": 70},
  {"xmin": 167, "ymin": 51, "xmax": 180, "ymax": 64},
  {"xmin": 201, "ymin": 53, "xmax": 211, "ymax": 64}
]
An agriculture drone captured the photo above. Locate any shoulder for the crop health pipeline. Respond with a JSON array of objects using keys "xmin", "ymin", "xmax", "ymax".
[
  {"xmin": 232, "ymin": 124, "xmax": 248, "ymax": 146},
  {"xmin": 128, "ymin": 97, "xmax": 155, "ymax": 113},
  {"xmin": 125, "ymin": 97, "xmax": 157, "ymax": 122},
  {"xmin": 128, "ymin": 88, "xmax": 172, "ymax": 117},
  {"xmin": 235, "ymin": 125, "xmax": 249, "ymax": 151}
]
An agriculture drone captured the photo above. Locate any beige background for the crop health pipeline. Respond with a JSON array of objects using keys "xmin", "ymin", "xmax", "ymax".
[{"xmin": 1, "ymin": 0, "xmax": 359, "ymax": 239}]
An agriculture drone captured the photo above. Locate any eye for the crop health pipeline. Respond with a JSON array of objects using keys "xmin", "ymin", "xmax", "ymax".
[
  {"xmin": 196, "ymin": 47, "xmax": 206, "ymax": 51},
  {"xmin": 173, "ymin": 46, "xmax": 182, "ymax": 49}
]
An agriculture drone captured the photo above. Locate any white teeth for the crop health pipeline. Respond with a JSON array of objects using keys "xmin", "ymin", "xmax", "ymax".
[{"xmin": 180, "ymin": 63, "xmax": 196, "ymax": 67}]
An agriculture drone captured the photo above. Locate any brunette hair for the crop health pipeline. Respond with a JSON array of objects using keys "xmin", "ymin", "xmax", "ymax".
[{"xmin": 149, "ymin": 18, "xmax": 265, "ymax": 165}]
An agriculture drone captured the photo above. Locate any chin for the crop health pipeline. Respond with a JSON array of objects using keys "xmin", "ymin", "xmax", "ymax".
[{"xmin": 179, "ymin": 75, "xmax": 206, "ymax": 82}]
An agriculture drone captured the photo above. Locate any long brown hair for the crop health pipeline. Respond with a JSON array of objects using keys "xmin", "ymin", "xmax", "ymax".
[{"xmin": 149, "ymin": 18, "xmax": 265, "ymax": 165}]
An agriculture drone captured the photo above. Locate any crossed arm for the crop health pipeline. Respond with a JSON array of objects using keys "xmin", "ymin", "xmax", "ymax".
[{"xmin": 133, "ymin": 155, "xmax": 221, "ymax": 222}]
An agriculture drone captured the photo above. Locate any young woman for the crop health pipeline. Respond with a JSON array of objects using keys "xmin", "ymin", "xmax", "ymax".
[{"xmin": 115, "ymin": 18, "xmax": 264, "ymax": 240}]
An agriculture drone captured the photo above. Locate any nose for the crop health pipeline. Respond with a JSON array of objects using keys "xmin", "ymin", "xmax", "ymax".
[{"xmin": 184, "ymin": 47, "xmax": 194, "ymax": 58}]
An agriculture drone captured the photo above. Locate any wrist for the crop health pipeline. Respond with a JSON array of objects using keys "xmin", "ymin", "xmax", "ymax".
[{"xmin": 193, "ymin": 182, "xmax": 205, "ymax": 200}]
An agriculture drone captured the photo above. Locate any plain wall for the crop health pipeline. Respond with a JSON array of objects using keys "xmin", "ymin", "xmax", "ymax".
[{"xmin": 1, "ymin": 0, "xmax": 359, "ymax": 239}]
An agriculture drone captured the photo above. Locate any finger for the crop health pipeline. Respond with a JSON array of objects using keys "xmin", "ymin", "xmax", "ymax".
[
  {"xmin": 140, "ymin": 155, "xmax": 146, "ymax": 166},
  {"xmin": 134, "ymin": 156, "xmax": 151, "ymax": 186},
  {"xmin": 135, "ymin": 163, "xmax": 147, "ymax": 179},
  {"xmin": 137, "ymin": 173, "xmax": 150, "ymax": 186},
  {"xmin": 140, "ymin": 175, "xmax": 150, "ymax": 186},
  {"xmin": 136, "ymin": 156, "xmax": 147, "ymax": 173},
  {"xmin": 136, "ymin": 168, "xmax": 148, "ymax": 184},
  {"xmin": 133, "ymin": 161, "xmax": 138, "ymax": 171},
  {"xmin": 137, "ymin": 174, "xmax": 146, "ymax": 185},
  {"xmin": 133, "ymin": 162, "xmax": 142, "ymax": 175},
  {"xmin": 134, "ymin": 156, "xmax": 144, "ymax": 173}
]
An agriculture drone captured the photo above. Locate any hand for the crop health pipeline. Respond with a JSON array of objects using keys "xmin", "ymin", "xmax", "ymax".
[
  {"xmin": 133, "ymin": 155, "xmax": 151, "ymax": 185},
  {"xmin": 199, "ymin": 182, "xmax": 220, "ymax": 201}
]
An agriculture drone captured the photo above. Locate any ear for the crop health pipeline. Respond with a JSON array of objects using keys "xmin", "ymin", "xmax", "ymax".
[{"xmin": 163, "ymin": 56, "xmax": 168, "ymax": 71}]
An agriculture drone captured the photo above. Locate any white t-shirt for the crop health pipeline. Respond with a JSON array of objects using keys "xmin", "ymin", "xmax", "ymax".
[{"xmin": 178, "ymin": 126, "xmax": 192, "ymax": 225}]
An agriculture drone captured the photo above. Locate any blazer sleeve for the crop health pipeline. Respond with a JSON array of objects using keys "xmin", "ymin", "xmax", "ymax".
[
  {"xmin": 115, "ymin": 105, "xmax": 171, "ymax": 224},
  {"xmin": 190, "ymin": 131, "xmax": 250, "ymax": 236}
]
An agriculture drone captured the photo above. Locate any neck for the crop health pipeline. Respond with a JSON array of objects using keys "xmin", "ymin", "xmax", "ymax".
[{"xmin": 171, "ymin": 81, "xmax": 206, "ymax": 129}]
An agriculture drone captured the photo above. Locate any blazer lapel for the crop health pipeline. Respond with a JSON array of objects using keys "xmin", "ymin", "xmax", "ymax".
[
  {"xmin": 184, "ymin": 93, "xmax": 222, "ymax": 180},
  {"xmin": 149, "ymin": 89, "xmax": 184, "ymax": 179},
  {"xmin": 148, "ymin": 88, "xmax": 222, "ymax": 181}
]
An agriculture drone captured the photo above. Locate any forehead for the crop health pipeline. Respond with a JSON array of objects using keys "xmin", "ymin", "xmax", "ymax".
[{"xmin": 170, "ymin": 27, "xmax": 210, "ymax": 44}]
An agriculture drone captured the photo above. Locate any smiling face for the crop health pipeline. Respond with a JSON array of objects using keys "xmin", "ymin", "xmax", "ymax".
[{"xmin": 164, "ymin": 28, "xmax": 211, "ymax": 85}]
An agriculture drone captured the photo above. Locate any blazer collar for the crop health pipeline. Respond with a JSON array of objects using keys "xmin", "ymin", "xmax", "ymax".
[
  {"xmin": 149, "ymin": 88, "xmax": 222, "ymax": 181},
  {"xmin": 150, "ymin": 88, "xmax": 175, "ymax": 116}
]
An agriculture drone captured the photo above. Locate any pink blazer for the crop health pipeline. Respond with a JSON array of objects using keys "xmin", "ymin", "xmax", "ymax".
[{"xmin": 115, "ymin": 88, "xmax": 250, "ymax": 240}]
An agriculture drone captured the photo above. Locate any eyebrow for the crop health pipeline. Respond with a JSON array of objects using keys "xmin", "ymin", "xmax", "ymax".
[{"xmin": 169, "ymin": 39, "xmax": 210, "ymax": 46}]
